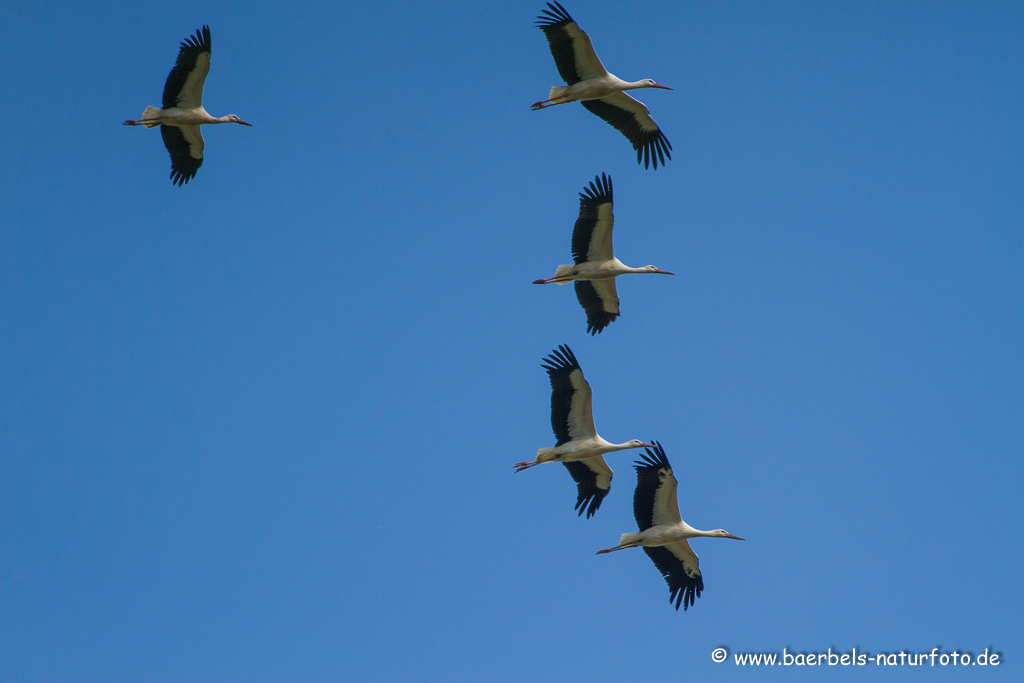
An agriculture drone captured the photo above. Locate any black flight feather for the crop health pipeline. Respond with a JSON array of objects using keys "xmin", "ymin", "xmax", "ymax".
[
  {"xmin": 581, "ymin": 99, "xmax": 672, "ymax": 170},
  {"xmin": 541, "ymin": 345, "xmax": 581, "ymax": 446},
  {"xmin": 162, "ymin": 26, "xmax": 211, "ymax": 109}
]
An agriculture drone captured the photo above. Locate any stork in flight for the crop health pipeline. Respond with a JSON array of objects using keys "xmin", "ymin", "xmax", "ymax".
[
  {"xmin": 514, "ymin": 345, "xmax": 653, "ymax": 518},
  {"xmin": 533, "ymin": 2, "xmax": 673, "ymax": 169},
  {"xmin": 533, "ymin": 173, "xmax": 674, "ymax": 335},
  {"xmin": 597, "ymin": 443, "xmax": 745, "ymax": 611},
  {"xmin": 124, "ymin": 26, "xmax": 252, "ymax": 186}
]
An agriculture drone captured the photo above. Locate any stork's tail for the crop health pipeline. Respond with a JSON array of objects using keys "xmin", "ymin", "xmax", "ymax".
[
  {"xmin": 618, "ymin": 532, "xmax": 642, "ymax": 547},
  {"xmin": 548, "ymin": 86, "xmax": 570, "ymax": 102},
  {"xmin": 536, "ymin": 447, "xmax": 557, "ymax": 462},
  {"xmin": 140, "ymin": 107, "xmax": 161, "ymax": 128},
  {"xmin": 553, "ymin": 264, "xmax": 575, "ymax": 284}
]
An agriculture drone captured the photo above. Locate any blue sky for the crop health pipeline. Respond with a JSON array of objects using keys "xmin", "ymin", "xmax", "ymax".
[{"xmin": 1, "ymin": 1, "xmax": 1022, "ymax": 681}]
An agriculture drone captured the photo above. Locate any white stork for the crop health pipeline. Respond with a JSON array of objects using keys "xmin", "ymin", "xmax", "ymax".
[
  {"xmin": 533, "ymin": 2, "xmax": 673, "ymax": 169},
  {"xmin": 597, "ymin": 443, "xmax": 745, "ymax": 611},
  {"xmin": 514, "ymin": 345, "xmax": 653, "ymax": 518},
  {"xmin": 533, "ymin": 173, "xmax": 674, "ymax": 335},
  {"xmin": 124, "ymin": 26, "xmax": 252, "ymax": 186}
]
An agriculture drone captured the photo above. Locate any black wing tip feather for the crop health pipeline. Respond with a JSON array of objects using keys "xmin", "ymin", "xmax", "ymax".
[
  {"xmin": 535, "ymin": 1, "xmax": 573, "ymax": 28},
  {"xmin": 634, "ymin": 441, "xmax": 669, "ymax": 470},
  {"xmin": 575, "ymin": 489, "xmax": 608, "ymax": 518},
  {"xmin": 643, "ymin": 546, "xmax": 704, "ymax": 611},
  {"xmin": 541, "ymin": 344, "xmax": 580, "ymax": 374},
  {"xmin": 168, "ymin": 166, "xmax": 199, "ymax": 186},
  {"xmin": 574, "ymin": 281, "xmax": 618, "ymax": 334},
  {"xmin": 580, "ymin": 100, "xmax": 673, "ymax": 170},
  {"xmin": 579, "ymin": 172, "xmax": 613, "ymax": 204},
  {"xmin": 585, "ymin": 314, "xmax": 617, "ymax": 335},
  {"xmin": 672, "ymin": 567, "xmax": 705, "ymax": 611},
  {"xmin": 563, "ymin": 461, "xmax": 610, "ymax": 518},
  {"xmin": 637, "ymin": 134, "xmax": 673, "ymax": 170},
  {"xmin": 180, "ymin": 25, "xmax": 211, "ymax": 54},
  {"xmin": 170, "ymin": 170, "xmax": 194, "ymax": 187},
  {"xmin": 160, "ymin": 125, "xmax": 202, "ymax": 187},
  {"xmin": 671, "ymin": 570, "xmax": 704, "ymax": 611}
]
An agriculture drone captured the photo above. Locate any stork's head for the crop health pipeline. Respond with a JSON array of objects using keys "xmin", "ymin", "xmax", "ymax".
[
  {"xmin": 642, "ymin": 265, "xmax": 675, "ymax": 275},
  {"xmin": 628, "ymin": 440, "xmax": 656, "ymax": 449},
  {"xmin": 710, "ymin": 529, "xmax": 745, "ymax": 541},
  {"xmin": 641, "ymin": 79, "xmax": 673, "ymax": 91},
  {"xmin": 227, "ymin": 115, "xmax": 253, "ymax": 126}
]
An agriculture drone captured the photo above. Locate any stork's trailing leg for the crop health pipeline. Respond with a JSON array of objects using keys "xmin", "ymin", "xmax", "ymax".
[
  {"xmin": 597, "ymin": 531, "xmax": 642, "ymax": 554},
  {"xmin": 124, "ymin": 106, "xmax": 163, "ymax": 127},
  {"xmin": 532, "ymin": 86, "xmax": 571, "ymax": 110},
  {"xmin": 596, "ymin": 543, "xmax": 638, "ymax": 554}
]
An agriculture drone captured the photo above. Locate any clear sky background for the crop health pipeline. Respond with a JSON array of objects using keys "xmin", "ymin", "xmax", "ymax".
[{"xmin": 1, "ymin": 1, "xmax": 1022, "ymax": 681}]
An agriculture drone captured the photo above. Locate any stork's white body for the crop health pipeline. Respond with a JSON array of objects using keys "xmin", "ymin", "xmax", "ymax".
[
  {"xmin": 537, "ymin": 433, "xmax": 642, "ymax": 464},
  {"xmin": 628, "ymin": 521, "xmax": 706, "ymax": 547},
  {"xmin": 545, "ymin": 74, "xmax": 655, "ymax": 107},
  {"xmin": 547, "ymin": 258, "xmax": 667, "ymax": 282},
  {"xmin": 141, "ymin": 107, "xmax": 233, "ymax": 127}
]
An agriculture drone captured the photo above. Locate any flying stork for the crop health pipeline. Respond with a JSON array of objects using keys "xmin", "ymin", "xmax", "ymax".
[
  {"xmin": 533, "ymin": 2, "xmax": 673, "ymax": 169},
  {"xmin": 533, "ymin": 173, "xmax": 674, "ymax": 335},
  {"xmin": 597, "ymin": 442, "xmax": 745, "ymax": 611},
  {"xmin": 124, "ymin": 26, "xmax": 252, "ymax": 186},
  {"xmin": 514, "ymin": 345, "xmax": 653, "ymax": 518}
]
